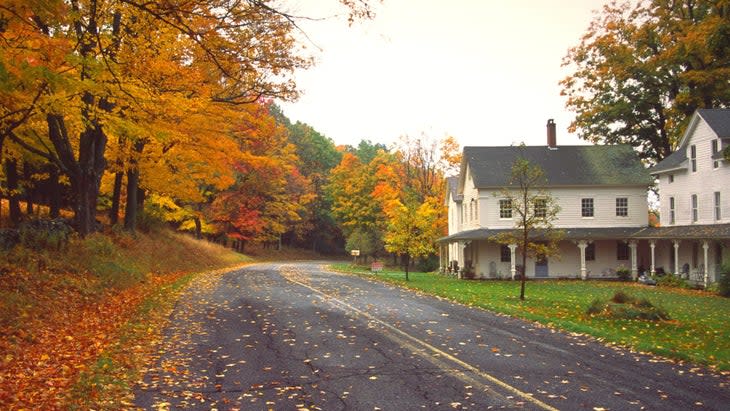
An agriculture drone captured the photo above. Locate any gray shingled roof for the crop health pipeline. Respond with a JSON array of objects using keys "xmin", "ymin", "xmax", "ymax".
[
  {"xmin": 653, "ymin": 109, "xmax": 730, "ymax": 174},
  {"xmin": 650, "ymin": 149, "xmax": 686, "ymax": 174},
  {"xmin": 438, "ymin": 223, "xmax": 730, "ymax": 242},
  {"xmin": 698, "ymin": 109, "xmax": 730, "ymax": 138},
  {"xmin": 463, "ymin": 145, "xmax": 651, "ymax": 188}
]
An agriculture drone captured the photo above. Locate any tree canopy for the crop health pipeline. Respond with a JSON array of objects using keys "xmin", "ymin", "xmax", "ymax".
[{"xmin": 561, "ymin": 0, "xmax": 730, "ymax": 164}]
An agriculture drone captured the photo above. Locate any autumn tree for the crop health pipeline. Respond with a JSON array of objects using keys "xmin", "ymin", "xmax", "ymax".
[
  {"xmin": 491, "ymin": 156, "xmax": 562, "ymax": 300},
  {"xmin": 383, "ymin": 197, "xmax": 441, "ymax": 280},
  {"xmin": 561, "ymin": 0, "xmax": 730, "ymax": 164},
  {"xmin": 270, "ymin": 104, "xmax": 344, "ymax": 252},
  {"xmin": 0, "ymin": 0, "xmax": 375, "ymax": 235}
]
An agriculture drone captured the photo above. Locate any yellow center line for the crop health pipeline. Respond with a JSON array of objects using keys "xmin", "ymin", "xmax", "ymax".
[{"xmin": 283, "ymin": 268, "xmax": 559, "ymax": 411}]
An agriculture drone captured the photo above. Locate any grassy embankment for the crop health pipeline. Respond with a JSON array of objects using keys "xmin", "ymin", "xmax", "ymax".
[
  {"xmin": 332, "ymin": 263, "xmax": 730, "ymax": 371},
  {"xmin": 0, "ymin": 209, "xmax": 252, "ymax": 409}
]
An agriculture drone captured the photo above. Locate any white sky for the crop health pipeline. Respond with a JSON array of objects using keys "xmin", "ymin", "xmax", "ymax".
[{"xmin": 278, "ymin": 0, "xmax": 609, "ymax": 149}]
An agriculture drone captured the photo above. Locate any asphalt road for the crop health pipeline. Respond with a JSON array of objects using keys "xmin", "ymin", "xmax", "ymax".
[{"xmin": 134, "ymin": 262, "xmax": 730, "ymax": 410}]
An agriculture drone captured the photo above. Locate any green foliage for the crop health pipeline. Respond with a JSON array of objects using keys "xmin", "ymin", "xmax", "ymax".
[
  {"xmin": 655, "ymin": 274, "xmax": 691, "ymax": 289},
  {"xmin": 416, "ymin": 254, "xmax": 439, "ymax": 273},
  {"xmin": 18, "ymin": 219, "xmax": 72, "ymax": 251},
  {"xmin": 717, "ymin": 263, "xmax": 730, "ymax": 297},
  {"xmin": 345, "ymin": 228, "xmax": 381, "ymax": 258},
  {"xmin": 595, "ymin": 291, "xmax": 671, "ymax": 321},
  {"xmin": 0, "ymin": 229, "xmax": 19, "ymax": 251},
  {"xmin": 616, "ymin": 267, "xmax": 632, "ymax": 282}
]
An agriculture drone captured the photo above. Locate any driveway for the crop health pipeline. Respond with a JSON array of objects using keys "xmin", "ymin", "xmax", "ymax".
[{"xmin": 134, "ymin": 262, "xmax": 730, "ymax": 410}]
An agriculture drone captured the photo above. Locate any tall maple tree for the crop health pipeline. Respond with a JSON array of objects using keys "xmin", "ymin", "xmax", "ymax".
[{"xmin": 561, "ymin": 0, "xmax": 730, "ymax": 164}]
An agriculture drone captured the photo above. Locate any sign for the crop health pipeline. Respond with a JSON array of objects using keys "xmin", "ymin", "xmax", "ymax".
[
  {"xmin": 371, "ymin": 262, "xmax": 384, "ymax": 272},
  {"xmin": 350, "ymin": 249, "xmax": 360, "ymax": 256}
]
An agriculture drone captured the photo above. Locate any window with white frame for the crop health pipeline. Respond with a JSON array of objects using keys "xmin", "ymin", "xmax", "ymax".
[
  {"xmin": 690, "ymin": 144, "xmax": 697, "ymax": 172},
  {"xmin": 534, "ymin": 198, "xmax": 547, "ymax": 218},
  {"xmin": 581, "ymin": 198, "xmax": 594, "ymax": 217},
  {"xmin": 616, "ymin": 197, "xmax": 628, "ymax": 217},
  {"xmin": 668, "ymin": 174, "xmax": 674, "ymax": 183},
  {"xmin": 691, "ymin": 194, "xmax": 698, "ymax": 222},
  {"xmin": 712, "ymin": 139, "xmax": 720, "ymax": 169},
  {"xmin": 499, "ymin": 199, "xmax": 512, "ymax": 219},
  {"xmin": 715, "ymin": 191, "xmax": 721, "ymax": 221},
  {"xmin": 669, "ymin": 197, "xmax": 675, "ymax": 224}
]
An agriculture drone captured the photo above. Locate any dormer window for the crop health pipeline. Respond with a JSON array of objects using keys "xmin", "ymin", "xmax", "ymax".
[
  {"xmin": 690, "ymin": 145, "xmax": 697, "ymax": 172},
  {"xmin": 712, "ymin": 139, "xmax": 719, "ymax": 169}
]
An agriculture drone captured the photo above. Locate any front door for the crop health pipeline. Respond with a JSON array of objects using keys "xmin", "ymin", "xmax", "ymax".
[{"xmin": 535, "ymin": 254, "xmax": 548, "ymax": 278}]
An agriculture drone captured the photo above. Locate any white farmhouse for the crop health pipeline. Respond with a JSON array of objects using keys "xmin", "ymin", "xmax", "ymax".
[
  {"xmin": 645, "ymin": 109, "xmax": 730, "ymax": 284},
  {"xmin": 439, "ymin": 120, "xmax": 653, "ymax": 280},
  {"xmin": 440, "ymin": 112, "xmax": 730, "ymax": 286}
]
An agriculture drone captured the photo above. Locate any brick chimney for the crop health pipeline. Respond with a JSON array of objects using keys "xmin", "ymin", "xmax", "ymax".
[{"xmin": 546, "ymin": 119, "xmax": 556, "ymax": 148}]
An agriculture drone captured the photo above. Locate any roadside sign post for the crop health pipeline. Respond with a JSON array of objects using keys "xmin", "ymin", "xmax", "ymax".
[{"xmin": 350, "ymin": 249, "xmax": 360, "ymax": 266}]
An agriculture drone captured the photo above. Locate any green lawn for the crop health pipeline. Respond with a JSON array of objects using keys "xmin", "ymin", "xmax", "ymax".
[{"xmin": 331, "ymin": 263, "xmax": 730, "ymax": 371}]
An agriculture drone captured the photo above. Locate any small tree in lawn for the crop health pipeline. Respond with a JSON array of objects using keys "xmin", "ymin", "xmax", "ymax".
[
  {"xmin": 383, "ymin": 198, "xmax": 440, "ymax": 281},
  {"xmin": 492, "ymin": 156, "xmax": 563, "ymax": 300}
]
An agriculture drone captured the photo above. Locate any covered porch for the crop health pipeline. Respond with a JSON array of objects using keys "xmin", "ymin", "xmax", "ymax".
[{"xmin": 438, "ymin": 224, "xmax": 729, "ymax": 285}]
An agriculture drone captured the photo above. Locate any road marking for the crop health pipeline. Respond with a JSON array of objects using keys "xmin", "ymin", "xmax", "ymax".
[{"xmin": 282, "ymin": 267, "xmax": 558, "ymax": 411}]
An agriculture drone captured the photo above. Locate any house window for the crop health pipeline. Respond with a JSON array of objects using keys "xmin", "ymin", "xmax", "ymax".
[
  {"xmin": 500, "ymin": 245, "xmax": 511, "ymax": 262},
  {"xmin": 499, "ymin": 199, "xmax": 512, "ymax": 219},
  {"xmin": 668, "ymin": 174, "xmax": 674, "ymax": 183},
  {"xmin": 690, "ymin": 144, "xmax": 697, "ymax": 172},
  {"xmin": 534, "ymin": 198, "xmax": 547, "ymax": 218},
  {"xmin": 581, "ymin": 198, "xmax": 594, "ymax": 217},
  {"xmin": 691, "ymin": 194, "xmax": 698, "ymax": 222},
  {"xmin": 692, "ymin": 242, "xmax": 698, "ymax": 268},
  {"xmin": 585, "ymin": 243, "xmax": 595, "ymax": 261},
  {"xmin": 669, "ymin": 197, "xmax": 675, "ymax": 224},
  {"xmin": 474, "ymin": 200, "xmax": 479, "ymax": 221},
  {"xmin": 717, "ymin": 243, "xmax": 724, "ymax": 265},
  {"xmin": 712, "ymin": 139, "xmax": 719, "ymax": 169},
  {"xmin": 616, "ymin": 197, "xmax": 628, "ymax": 217},
  {"xmin": 617, "ymin": 242, "xmax": 629, "ymax": 261},
  {"xmin": 469, "ymin": 202, "xmax": 473, "ymax": 221},
  {"xmin": 715, "ymin": 191, "xmax": 721, "ymax": 221}
]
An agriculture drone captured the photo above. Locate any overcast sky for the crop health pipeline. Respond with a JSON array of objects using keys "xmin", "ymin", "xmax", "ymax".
[{"xmin": 278, "ymin": 0, "xmax": 609, "ymax": 149}]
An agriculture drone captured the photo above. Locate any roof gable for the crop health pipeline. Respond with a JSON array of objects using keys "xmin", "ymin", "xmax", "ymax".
[
  {"xmin": 697, "ymin": 108, "xmax": 730, "ymax": 138},
  {"xmin": 652, "ymin": 109, "xmax": 730, "ymax": 174},
  {"xmin": 463, "ymin": 145, "xmax": 651, "ymax": 188}
]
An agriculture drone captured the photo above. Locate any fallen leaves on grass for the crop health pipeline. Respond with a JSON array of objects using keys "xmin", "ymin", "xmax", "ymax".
[{"xmin": 0, "ymin": 267, "xmax": 186, "ymax": 409}]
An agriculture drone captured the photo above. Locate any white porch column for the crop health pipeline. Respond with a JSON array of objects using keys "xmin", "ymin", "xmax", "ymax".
[
  {"xmin": 649, "ymin": 240, "xmax": 656, "ymax": 275},
  {"xmin": 458, "ymin": 241, "xmax": 466, "ymax": 279},
  {"xmin": 673, "ymin": 240, "xmax": 681, "ymax": 276},
  {"xmin": 703, "ymin": 241, "xmax": 710, "ymax": 288},
  {"xmin": 577, "ymin": 240, "xmax": 588, "ymax": 280},
  {"xmin": 439, "ymin": 243, "xmax": 446, "ymax": 274},
  {"xmin": 629, "ymin": 240, "xmax": 638, "ymax": 280},
  {"xmin": 508, "ymin": 243, "xmax": 517, "ymax": 280}
]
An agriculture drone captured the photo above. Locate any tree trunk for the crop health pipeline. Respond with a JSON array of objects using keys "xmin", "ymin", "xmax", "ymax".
[
  {"xmin": 5, "ymin": 159, "xmax": 21, "ymax": 226},
  {"xmin": 48, "ymin": 166, "xmax": 61, "ymax": 218},
  {"xmin": 194, "ymin": 217, "xmax": 202, "ymax": 240},
  {"xmin": 124, "ymin": 169, "xmax": 139, "ymax": 232},
  {"xmin": 23, "ymin": 161, "xmax": 33, "ymax": 216},
  {"xmin": 404, "ymin": 254, "xmax": 410, "ymax": 281},
  {"xmin": 520, "ymin": 229, "xmax": 528, "ymax": 300},
  {"xmin": 109, "ymin": 171, "xmax": 123, "ymax": 225}
]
